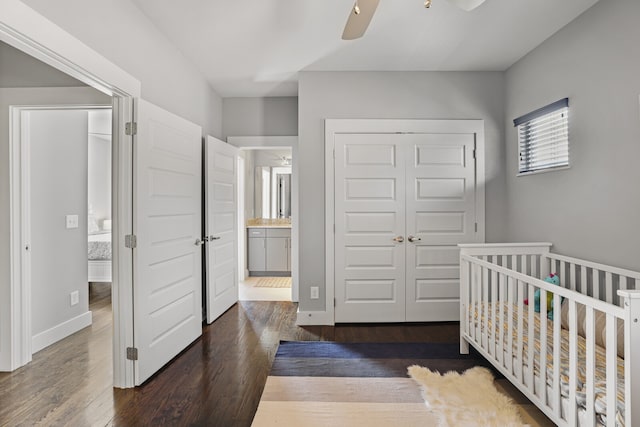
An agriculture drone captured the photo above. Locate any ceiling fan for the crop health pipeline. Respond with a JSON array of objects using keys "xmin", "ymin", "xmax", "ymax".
[{"xmin": 342, "ymin": 0, "xmax": 487, "ymax": 40}]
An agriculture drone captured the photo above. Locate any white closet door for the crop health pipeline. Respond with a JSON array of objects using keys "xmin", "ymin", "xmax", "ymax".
[
  {"xmin": 405, "ymin": 133, "xmax": 478, "ymax": 321},
  {"xmin": 205, "ymin": 136, "xmax": 238, "ymax": 324},
  {"xmin": 334, "ymin": 134, "xmax": 406, "ymax": 322},
  {"xmin": 133, "ymin": 99, "xmax": 202, "ymax": 385}
]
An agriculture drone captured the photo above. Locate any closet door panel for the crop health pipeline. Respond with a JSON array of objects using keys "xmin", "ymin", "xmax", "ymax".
[
  {"xmin": 334, "ymin": 134, "xmax": 406, "ymax": 323},
  {"xmin": 405, "ymin": 133, "xmax": 479, "ymax": 322}
]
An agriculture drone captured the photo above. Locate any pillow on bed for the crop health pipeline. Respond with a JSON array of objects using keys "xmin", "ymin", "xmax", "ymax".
[{"xmin": 560, "ymin": 301, "xmax": 624, "ymax": 358}]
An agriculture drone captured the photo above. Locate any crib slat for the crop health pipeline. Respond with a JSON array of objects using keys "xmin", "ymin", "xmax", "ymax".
[
  {"xmin": 507, "ymin": 276, "xmax": 515, "ymax": 374},
  {"xmin": 605, "ymin": 272, "xmax": 613, "ymax": 304},
  {"xmin": 498, "ymin": 272, "xmax": 505, "ymax": 366},
  {"xmin": 553, "ymin": 295, "xmax": 562, "ymax": 420},
  {"xmin": 635, "ymin": 278, "xmax": 640, "ymax": 291},
  {"xmin": 568, "ymin": 301, "xmax": 578, "ymax": 426},
  {"xmin": 539, "ymin": 287, "xmax": 548, "ymax": 404},
  {"xmin": 531, "ymin": 254, "xmax": 538, "ymax": 278},
  {"xmin": 605, "ymin": 314, "xmax": 617, "ymax": 427},
  {"xmin": 585, "ymin": 306, "xmax": 596, "ymax": 427},
  {"xmin": 593, "ymin": 269, "xmax": 600, "ymax": 300},
  {"xmin": 527, "ymin": 284, "xmax": 535, "ymax": 393},
  {"xmin": 471, "ymin": 264, "xmax": 478, "ymax": 342},
  {"xmin": 522, "ymin": 254, "xmax": 528, "ymax": 276},
  {"xmin": 618, "ymin": 276, "xmax": 627, "ymax": 307},
  {"xmin": 511, "ymin": 255, "xmax": 517, "ymax": 272},
  {"xmin": 581, "ymin": 265, "xmax": 587, "ymax": 295},
  {"xmin": 491, "ymin": 262, "xmax": 498, "ymax": 358},
  {"xmin": 517, "ymin": 280, "xmax": 525, "ymax": 382},
  {"xmin": 482, "ymin": 266, "xmax": 489, "ymax": 351}
]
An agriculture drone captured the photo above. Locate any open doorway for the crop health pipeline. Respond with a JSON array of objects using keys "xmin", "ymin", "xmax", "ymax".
[
  {"xmin": 239, "ymin": 147, "xmax": 293, "ymax": 302},
  {"xmin": 13, "ymin": 106, "xmax": 113, "ymax": 356}
]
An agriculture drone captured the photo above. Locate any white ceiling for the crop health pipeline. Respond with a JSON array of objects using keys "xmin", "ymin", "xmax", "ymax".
[{"xmin": 132, "ymin": 0, "xmax": 599, "ymax": 97}]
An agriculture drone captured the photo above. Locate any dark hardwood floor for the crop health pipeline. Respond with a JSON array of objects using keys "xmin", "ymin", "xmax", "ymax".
[{"xmin": 0, "ymin": 288, "xmax": 460, "ymax": 427}]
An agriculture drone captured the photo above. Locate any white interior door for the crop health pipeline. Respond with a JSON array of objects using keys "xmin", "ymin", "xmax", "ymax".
[
  {"xmin": 405, "ymin": 134, "xmax": 478, "ymax": 321},
  {"xmin": 134, "ymin": 99, "xmax": 202, "ymax": 385},
  {"xmin": 334, "ymin": 134, "xmax": 406, "ymax": 322},
  {"xmin": 205, "ymin": 136, "xmax": 239, "ymax": 324}
]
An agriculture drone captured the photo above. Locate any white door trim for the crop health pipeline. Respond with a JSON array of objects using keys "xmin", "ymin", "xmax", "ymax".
[
  {"xmin": 1, "ymin": 5, "xmax": 139, "ymax": 388},
  {"xmin": 322, "ymin": 119, "xmax": 486, "ymax": 326}
]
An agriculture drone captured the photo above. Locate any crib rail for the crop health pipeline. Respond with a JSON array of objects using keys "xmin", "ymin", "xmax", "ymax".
[{"xmin": 459, "ymin": 243, "xmax": 640, "ymax": 427}]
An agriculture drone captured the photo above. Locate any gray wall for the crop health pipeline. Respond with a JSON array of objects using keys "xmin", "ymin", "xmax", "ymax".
[
  {"xmin": 504, "ymin": 0, "xmax": 640, "ymax": 271},
  {"xmin": 297, "ymin": 71, "xmax": 506, "ymax": 311},
  {"xmin": 0, "ymin": 87, "xmax": 110, "ymax": 361},
  {"xmin": 222, "ymin": 97, "xmax": 298, "ymax": 139},
  {"xmin": 23, "ymin": 0, "xmax": 223, "ymax": 138},
  {"xmin": 29, "ymin": 109, "xmax": 90, "ymax": 336}
]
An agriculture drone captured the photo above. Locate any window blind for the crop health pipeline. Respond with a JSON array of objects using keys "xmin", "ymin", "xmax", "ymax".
[{"xmin": 514, "ymin": 98, "xmax": 569, "ymax": 174}]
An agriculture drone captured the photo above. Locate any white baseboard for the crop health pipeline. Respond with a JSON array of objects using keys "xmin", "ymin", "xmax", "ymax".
[
  {"xmin": 296, "ymin": 310, "xmax": 334, "ymax": 326},
  {"xmin": 32, "ymin": 311, "xmax": 93, "ymax": 353}
]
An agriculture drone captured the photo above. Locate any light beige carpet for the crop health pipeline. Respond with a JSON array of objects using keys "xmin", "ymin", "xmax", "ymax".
[
  {"xmin": 250, "ymin": 277, "xmax": 292, "ymax": 288},
  {"xmin": 408, "ymin": 366, "xmax": 526, "ymax": 427}
]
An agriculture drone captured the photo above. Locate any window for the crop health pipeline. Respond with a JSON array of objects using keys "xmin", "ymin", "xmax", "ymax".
[{"xmin": 514, "ymin": 98, "xmax": 569, "ymax": 175}]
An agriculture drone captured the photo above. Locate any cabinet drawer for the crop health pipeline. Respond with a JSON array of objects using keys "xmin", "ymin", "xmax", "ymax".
[
  {"xmin": 247, "ymin": 228, "xmax": 266, "ymax": 237},
  {"xmin": 266, "ymin": 228, "xmax": 291, "ymax": 238}
]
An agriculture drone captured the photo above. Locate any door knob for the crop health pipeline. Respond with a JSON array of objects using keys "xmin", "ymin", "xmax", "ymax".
[
  {"xmin": 393, "ymin": 236, "xmax": 404, "ymax": 243},
  {"xmin": 408, "ymin": 235, "xmax": 421, "ymax": 243},
  {"xmin": 195, "ymin": 236, "xmax": 209, "ymax": 246}
]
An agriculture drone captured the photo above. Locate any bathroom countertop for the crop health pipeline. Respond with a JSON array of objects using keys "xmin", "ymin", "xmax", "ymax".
[{"xmin": 246, "ymin": 218, "xmax": 291, "ymax": 228}]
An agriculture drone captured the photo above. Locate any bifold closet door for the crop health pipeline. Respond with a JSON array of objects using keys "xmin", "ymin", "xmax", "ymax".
[
  {"xmin": 334, "ymin": 134, "xmax": 407, "ymax": 323},
  {"xmin": 404, "ymin": 134, "xmax": 477, "ymax": 321}
]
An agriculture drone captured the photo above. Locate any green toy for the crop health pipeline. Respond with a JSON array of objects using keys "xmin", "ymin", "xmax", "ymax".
[{"xmin": 524, "ymin": 273, "xmax": 560, "ymax": 319}]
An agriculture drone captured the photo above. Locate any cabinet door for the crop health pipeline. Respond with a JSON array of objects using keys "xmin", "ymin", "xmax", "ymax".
[
  {"xmin": 248, "ymin": 238, "xmax": 266, "ymax": 271},
  {"xmin": 266, "ymin": 237, "xmax": 288, "ymax": 271}
]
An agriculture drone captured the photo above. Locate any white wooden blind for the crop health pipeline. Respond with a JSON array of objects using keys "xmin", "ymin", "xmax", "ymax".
[{"xmin": 514, "ymin": 98, "xmax": 569, "ymax": 174}]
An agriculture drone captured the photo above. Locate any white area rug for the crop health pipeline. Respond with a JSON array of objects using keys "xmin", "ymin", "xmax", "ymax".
[{"xmin": 408, "ymin": 366, "xmax": 527, "ymax": 427}]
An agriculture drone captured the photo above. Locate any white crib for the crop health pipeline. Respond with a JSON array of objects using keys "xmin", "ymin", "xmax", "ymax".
[{"xmin": 459, "ymin": 243, "xmax": 640, "ymax": 427}]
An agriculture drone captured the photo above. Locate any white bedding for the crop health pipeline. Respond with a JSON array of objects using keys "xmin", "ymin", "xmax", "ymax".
[{"xmin": 88, "ymin": 232, "xmax": 111, "ymax": 260}]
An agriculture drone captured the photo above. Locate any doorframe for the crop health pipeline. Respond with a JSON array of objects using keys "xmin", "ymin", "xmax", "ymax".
[
  {"xmin": 2, "ymin": 2, "xmax": 140, "ymax": 388},
  {"xmin": 323, "ymin": 119, "xmax": 486, "ymax": 325},
  {"xmin": 227, "ymin": 136, "xmax": 299, "ymax": 303}
]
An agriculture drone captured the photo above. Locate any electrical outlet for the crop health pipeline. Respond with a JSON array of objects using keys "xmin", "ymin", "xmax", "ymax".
[
  {"xmin": 70, "ymin": 290, "xmax": 79, "ymax": 306},
  {"xmin": 66, "ymin": 214, "xmax": 79, "ymax": 229},
  {"xmin": 310, "ymin": 286, "xmax": 319, "ymax": 299}
]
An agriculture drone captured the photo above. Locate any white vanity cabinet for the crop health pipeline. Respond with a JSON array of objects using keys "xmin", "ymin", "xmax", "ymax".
[{"xmin": 248, "ymin": 227, "xmax": 291, "ymax": 275}]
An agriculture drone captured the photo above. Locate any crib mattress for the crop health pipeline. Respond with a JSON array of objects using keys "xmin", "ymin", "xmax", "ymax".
[
  {"xmin": 88, "ymin": 232, "xmax": 112, "ymax": 261},
  {"xmin": 470, "ymin": 302, "xmax": 625, "ymax": 426}
]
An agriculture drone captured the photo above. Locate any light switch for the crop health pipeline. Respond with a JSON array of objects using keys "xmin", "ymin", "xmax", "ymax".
[{"xmin": 66, "ymin": 215, "xmax": 79, "ymax": 229}]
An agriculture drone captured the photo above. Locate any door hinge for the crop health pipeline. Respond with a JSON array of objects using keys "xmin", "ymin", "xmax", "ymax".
[
  {"xmin": 475, "ymin": 223, "xmax": 478, "ymax": 232},
  {"xmin": 333, "ymin": 148, "xmax": 336, "ymax": 159},
  {"xmin": 125, "ymin": 122, "xmax": 137, "ymax": 136},
  {"xmin": 472, "ymin": 149, "xmax": 476, "ymax": 160},
  {"xmin": 126, "ymin": 347, "xmax": 138, "ymax": 361},
  {"xmin": 334, "ymin": 298, "xmax": 336, "ymax": 307},
  {"xmin": 125, "ymin": 234, "xmax": 137, "ymax": 249}
]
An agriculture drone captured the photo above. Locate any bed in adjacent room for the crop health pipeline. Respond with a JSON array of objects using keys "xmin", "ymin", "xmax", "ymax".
[{"xmin": 88, "ymin": 231, "xmax": 111, "ymax": 282}]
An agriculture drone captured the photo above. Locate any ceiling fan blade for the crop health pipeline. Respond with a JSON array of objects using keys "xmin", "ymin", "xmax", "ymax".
[
  {"xmin": 341, "ymin": 0, "xmax": 380, "ymax": 40},
  {"xmin": 446, "ymin": 0, "xmax": 486, "ymax": 11}
]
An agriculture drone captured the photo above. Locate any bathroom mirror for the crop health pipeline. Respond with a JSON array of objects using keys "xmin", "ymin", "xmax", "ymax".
[{"xmin": 254, "ymin": 166, "xmax": 291, "ymax": 218}]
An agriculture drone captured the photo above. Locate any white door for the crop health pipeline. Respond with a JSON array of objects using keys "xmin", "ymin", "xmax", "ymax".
[
  {"xmin": 405, "ymin": 134, "xmax": 478, "ymax": 321},
  {"xmin": 334, "ymin": 134, "xmax": 407, "ymax": 322},
  {"xmin": 134, "ymin": 99, "xmax": 202, "ymax": 385},
  {"xmin": 205, "ymin": 136, "xmax": 239, "ymax": 324},
  {"xmin": 333, "ymin": 127, "xmax": 480, "ymax": 323}
]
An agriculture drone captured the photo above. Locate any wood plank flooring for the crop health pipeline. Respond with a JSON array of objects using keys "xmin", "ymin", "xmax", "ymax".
[{"xmin": 0, "ymin": 291, "xmax": 551, "ymax": 427}]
